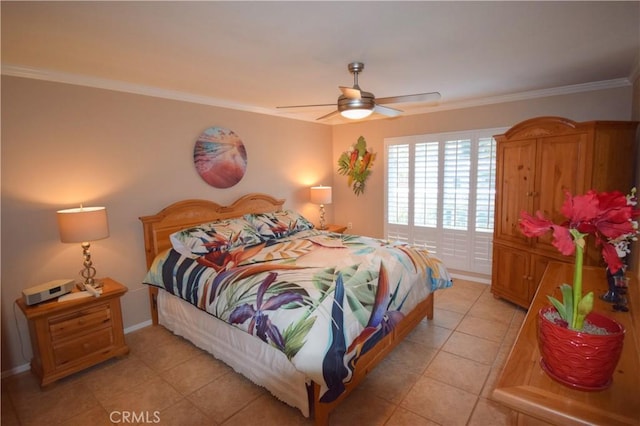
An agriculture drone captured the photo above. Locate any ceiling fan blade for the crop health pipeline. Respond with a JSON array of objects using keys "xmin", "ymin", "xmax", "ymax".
[
  {"xmin": 373, "ymin": 104, "xmax": 403, "ymax": 117},
  {"xmin": 316, "ymin": 110, "xmax": 340, "ymax": 120},
  {"xmin": 376, "ymin": 92, "xmax": 441, "ymax": 105},
  {"xmin": 277, "ymin": 103, "xmax": 336, "ymax": 109},
  {"xmin": 339, "ymin": 86, "xmax": 361, "ymax": 99}
]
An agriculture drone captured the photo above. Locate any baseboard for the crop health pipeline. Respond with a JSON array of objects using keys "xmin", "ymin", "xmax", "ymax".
[
  {"xmin": 124, "ymin": 319, "xmax": 152, "ymax": 334},
  {"xmin": 1, "ymin": 363, "xmax": 30, "ymax": 379},
  {"xmin": 450, "ymin": 271, "xmax": 491, "ymax": 285}
]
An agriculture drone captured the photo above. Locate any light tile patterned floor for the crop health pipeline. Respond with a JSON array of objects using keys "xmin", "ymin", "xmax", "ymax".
[{"xmin": 1, "ymin": 279, "xmax": 528, "ymax": 425}]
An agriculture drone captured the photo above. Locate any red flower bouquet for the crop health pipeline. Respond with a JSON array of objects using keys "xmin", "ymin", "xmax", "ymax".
[{"xmin": 519, "ymin": 189, "xmax": 639, "ymax": 330}]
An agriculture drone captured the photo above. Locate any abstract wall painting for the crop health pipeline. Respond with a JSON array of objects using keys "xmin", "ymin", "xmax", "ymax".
[{"xmin": 194, "ymin": 126, "xmax": 248, "ymax": 188}]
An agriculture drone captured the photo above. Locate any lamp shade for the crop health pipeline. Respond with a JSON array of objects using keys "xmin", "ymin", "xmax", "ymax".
[
  {"xmin": 310, "ymin": 186, "xmax": 332, "ymax": 205},
  {"xmin": 57, "ymin": 206, "xmax": 109, "ymax": 243}
]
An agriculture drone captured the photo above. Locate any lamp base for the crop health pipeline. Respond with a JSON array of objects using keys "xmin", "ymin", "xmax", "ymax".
[
  {"xmin": 318, "ymin": 204, "xmax": 326, "ymax": 230},
  {"xmin": 80, "ymin": 242, "xmax": 103, "ymax": 289}
]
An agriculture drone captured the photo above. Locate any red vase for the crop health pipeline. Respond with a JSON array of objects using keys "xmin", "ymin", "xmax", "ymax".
[{"xmin": 537, "ymin": 306, "xmax": 625, "ymax": 391}]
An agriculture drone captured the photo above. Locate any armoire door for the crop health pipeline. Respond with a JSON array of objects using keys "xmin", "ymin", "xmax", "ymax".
[
  {"xmin": 533, "ymin": 133, "xmax": 588, "ymax": 256},
  {"xmin": 494, "ymin": 139, "xmax": 535, "ymax": 245}
]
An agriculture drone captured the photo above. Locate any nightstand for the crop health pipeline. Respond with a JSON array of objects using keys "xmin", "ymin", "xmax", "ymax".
[
  {"xmin": 16, "ymin": 277, "xmax": 129, "ymax": 386},
  {"xmin": 325, "ymin": 224, "xmax": 347, "ymax": 234}
]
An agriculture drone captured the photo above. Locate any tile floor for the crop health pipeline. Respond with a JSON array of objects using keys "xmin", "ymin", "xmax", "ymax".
[{"xmin": 1, "ymin": 279, "xmax": 531, "ymax": 426}]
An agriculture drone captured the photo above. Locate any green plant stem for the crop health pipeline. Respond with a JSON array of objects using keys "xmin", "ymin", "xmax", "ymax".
[{"xmin": 571, "ymin": 229, "xmax": 585, "ymax": 330}]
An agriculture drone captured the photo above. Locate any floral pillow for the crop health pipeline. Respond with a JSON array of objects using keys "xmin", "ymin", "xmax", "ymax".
[
  {"xmin": 170, "ymin": 217, "xmax": 264, "ymax": 258},
  {"xmin": 244, "ymin": 210, "xmax": 314, "ymax": 240}
]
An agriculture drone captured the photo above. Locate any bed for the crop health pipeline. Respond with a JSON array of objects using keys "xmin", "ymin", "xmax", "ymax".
[{"xmin": 139, "ymin": 193, "xmax": 452, "ymax": 425}]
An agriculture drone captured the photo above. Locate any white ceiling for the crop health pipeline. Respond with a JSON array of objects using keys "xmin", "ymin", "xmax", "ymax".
[{"xmin": 2, "ymin": 1, "xmax": 639, "ymax": 124}]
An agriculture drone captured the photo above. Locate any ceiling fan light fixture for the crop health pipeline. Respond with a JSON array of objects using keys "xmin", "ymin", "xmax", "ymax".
[
  {"xmin": 338, "ymin": 92, "xmax": 375, "ymax": 120},
  {"xmin": 340, "ymin": 108, "xmax": 373, "ymax": 119}
]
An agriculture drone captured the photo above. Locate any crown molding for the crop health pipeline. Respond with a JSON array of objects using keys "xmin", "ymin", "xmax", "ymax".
[
  {"xmin": 410, "ymin": 78, "xmax": 632, "ymax": 115},
  {"xmin": 1, "ymin": 64, "xmax": 277, "ymax": 117},
  {"xmin": 1, "ymin": 63, "xmax": 633, "ymax": 123}
]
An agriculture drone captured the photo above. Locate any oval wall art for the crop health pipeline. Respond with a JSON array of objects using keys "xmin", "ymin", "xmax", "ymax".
[{"xmin": 193, "ymin": 126, "xmax": 248, "ymax": 188}]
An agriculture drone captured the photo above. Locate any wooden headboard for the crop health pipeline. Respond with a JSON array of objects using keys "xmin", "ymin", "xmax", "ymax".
[{"xmin": 139, "ymin": 193, "xmax": 285, "ymax": 269}]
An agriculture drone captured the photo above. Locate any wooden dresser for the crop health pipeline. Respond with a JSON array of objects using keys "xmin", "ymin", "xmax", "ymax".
[
  {"xmin": 491, "ymin": 117, "xmax": 638, "ymax": 308},
  {"xmin": 16, "ymin": 277, "xmax": 129, "ymax": 386},
  {"xmin": 493, "ymin": 262, "xmax": 640, "ymax": 425}
]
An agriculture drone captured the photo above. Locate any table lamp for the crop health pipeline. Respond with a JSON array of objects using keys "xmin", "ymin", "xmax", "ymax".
[
  {"xmin": 57, "ymin": 206, "xmax": 109, "ymax": 288},
  {"xmin": 310, "ymin": 186, "xmax": 332, "ymax": 230}
]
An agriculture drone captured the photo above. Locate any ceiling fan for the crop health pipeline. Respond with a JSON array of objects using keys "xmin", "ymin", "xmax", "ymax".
[{"xmin": 277, "ymin": 62, "xmax": 441, "ymax": 120}]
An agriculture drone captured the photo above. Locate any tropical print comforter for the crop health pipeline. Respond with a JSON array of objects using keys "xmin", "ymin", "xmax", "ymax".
[{"xmin": 143, "ymin": 229, "xmax": 452, "ymax": 401}]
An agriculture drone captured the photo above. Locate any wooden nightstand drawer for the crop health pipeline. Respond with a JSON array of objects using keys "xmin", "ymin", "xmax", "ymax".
[
  {"xmin": 49, "ymin": 304, "xmax": 111, "ymax": 340},
  {"xmin": 53, "ymin": 327, "xmax": 113, "ymax": 366}
]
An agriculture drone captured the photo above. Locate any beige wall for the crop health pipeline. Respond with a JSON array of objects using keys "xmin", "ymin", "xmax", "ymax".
[
  {"xmin": 0, "ymin": 76, "xmax": 332, "ymax": 372},
  {"xmin": 331, "ymin": 87, "xmax": 635, "ymax": 238},
  {"xmin": 1, "ymin": 76, "xmax": 635, "ymax": 374}
]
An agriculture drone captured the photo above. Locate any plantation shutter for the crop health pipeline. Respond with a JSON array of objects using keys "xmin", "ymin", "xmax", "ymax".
[
  {"xmin": 386, "ymin": 143, "xmax": 410, "ymax": 243},
  {"xmin": 385, "ymin": 129, "xmax": 503, "ymax": 275}
]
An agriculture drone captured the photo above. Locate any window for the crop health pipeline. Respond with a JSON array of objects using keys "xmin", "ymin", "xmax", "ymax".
[{"xmin": 385, "ymin": 128, "xmax": 503, "ymax": 274}]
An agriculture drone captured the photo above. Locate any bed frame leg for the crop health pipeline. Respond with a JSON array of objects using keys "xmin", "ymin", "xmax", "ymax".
[
  {"xmin": 310, "ymin": 383, "xmax": 330, "ymax": 426},
  {"xmin": 149, "ymin": 286, "xmax": 159, "ymax": 325},
  {"xmin": 314, "ymin": 409, "xmax": 329, "ymax": 426},
  {"xmin": 426, "ymin": 292, "xmax": 434, "ymax": 320}
]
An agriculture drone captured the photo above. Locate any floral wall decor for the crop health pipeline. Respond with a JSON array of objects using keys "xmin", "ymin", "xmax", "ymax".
[
  {"xmin": 338, "ymin": 136, "xmax": 376, "ymax": 196},
  {"xmin": 194, "ymin": 126, "xmax": 247, "ymax": 188}
]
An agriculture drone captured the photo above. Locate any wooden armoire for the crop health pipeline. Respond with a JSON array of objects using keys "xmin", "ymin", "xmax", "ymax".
[{"xmin": 491, "ymin": 116, "xmax": 638, "ymax": 308}]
